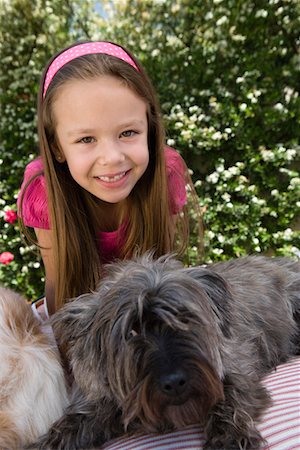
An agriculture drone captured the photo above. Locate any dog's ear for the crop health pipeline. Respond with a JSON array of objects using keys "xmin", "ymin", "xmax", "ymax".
[
  {"xmin": 182, "ymin": 267, "xmax": 233, "ymax": 338},
  {"xmin": 50, "ymin": 291, "xmax": 100, "ymax": 347}
]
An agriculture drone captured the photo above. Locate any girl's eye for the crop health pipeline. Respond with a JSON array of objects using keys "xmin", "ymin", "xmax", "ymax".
[
  {"xmin": 78, "ymin": 136, "xmax": 95, "ymax": 144},
  {"xmin": 121, "ymin": 130, "xmax": 136, "ymax": 138}
]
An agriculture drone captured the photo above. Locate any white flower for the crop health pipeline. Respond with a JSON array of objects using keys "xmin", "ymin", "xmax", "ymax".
[
  {"xmin": 261, "ymin": 149, "xmax": 275, "ymax": 161},
  {"xmin": 211, "ymin": 131, "xmax": 222, "ymax": 140},
  {"xmin": 207, "ymin": 172, "xmax": 219, "ymax": 184},
  {"xmin": 181, "ymin": 129, "xmax": 192, "ymax": 139},
  {"xmin": 274, "ymin": 102, "xmax": 284, "ymax": 111},
  {"xmin": 212, "ymin": 248, "xmax": 224, "ymax": 255},
  {"xmin": 205, "ymin": 11, "xmax": 213, "ymax": 20},
  {"xmin": 231, "ymin": 34, "xmax": 246, "ymax": 42},
  {"xmin": 189, "ymin": 114, "xmax": 198, "ymax": 122},
  {"xmin": 291, "ymin": 247, "xmax": 300, "ymax": 259},
  {"xmin": 207, "ymin": 231, "xmax": 215, "ymax": 239},
  {"xmin": 283, "ymin": 228, "xmax": 293, "ymax": 239},
  {"xmin": 167, "ymin": 138, "xmax": 175, "ymax": 146},
  {"xmin": 221, "ymin": 192, "xmax": 231, "ymax": 202},
  {"xmin": 286, "ymin": 148, "xmax": 296, "ymax": 160},
  {"xmin": 151, "ymin": 49, "xmax": 160, "ymax": 57},
  {"xmin": 284, "ymin": 87, "xmax": 295, "ymax": 103},
  {"xmin": 228, "ymin": 166, "xmax": 240, "ymax": 176},
  {"xmin": 216, "ymin": 16, "xmax": 228, "ymax": 26},
  {"xmin": 289, "ymin": 177, "xmax": 300, "ymax": 187},
  {"xmin": 251, "ymin": 196, "xmax": 265, "ymax": 205},
  {"xmin": 275, "ymin": 6, "xmax": 284, "ymax": 15},
  {"xmin": 255, "ymin": 9, "xmax": 268, "ymax": 18},
  {"xmin": 189, "ymin": 105, "xmax": 199, "ymax": 113}
]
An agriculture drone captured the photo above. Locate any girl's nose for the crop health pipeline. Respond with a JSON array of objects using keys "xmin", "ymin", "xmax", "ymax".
[{"xmin": 96, "ymin": 140, "xmax": 125, "ymax": 165}]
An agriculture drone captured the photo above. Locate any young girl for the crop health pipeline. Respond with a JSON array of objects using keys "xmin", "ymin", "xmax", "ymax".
[{"xmin": 18, "ymin": 41, "xmax": 199, "ymax": 318}]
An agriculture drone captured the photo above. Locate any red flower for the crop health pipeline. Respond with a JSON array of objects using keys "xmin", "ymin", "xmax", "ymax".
[
  {"xmin": 4, "ymin": 210, "xmax": 17, "ymax": 224},
  {"xmin": 0, "ymin": 252, "xmax": 14, "ymax": 264}
]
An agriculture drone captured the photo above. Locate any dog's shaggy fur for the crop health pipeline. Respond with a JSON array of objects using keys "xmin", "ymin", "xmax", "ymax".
[
  {"xmin": 0, "ymin": 287, "xmax": 69, "ymax": 449},
  {"xmin": 34, "ymin": 255, "xmax": 300, "ymax": 450}
]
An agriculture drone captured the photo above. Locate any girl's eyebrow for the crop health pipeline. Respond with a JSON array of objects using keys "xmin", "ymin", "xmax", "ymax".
[
  {"xmin": 67, "ymin": 128, "xmax": 95, "ymax": 137},
  {"xmin": 67, "ymin": 120, "xmax": 147, "ymax": 137}
]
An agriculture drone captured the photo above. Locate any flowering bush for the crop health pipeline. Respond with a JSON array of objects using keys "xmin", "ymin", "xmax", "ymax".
[
  {"xmin": 0, "ymin": 0, "xmax": 96, "ymax": 299},
  {"xmin": 0, "ymin": 0, "xmax": 299, "ymax": 299},
  {"xmin": 98, "ymin": 0, "xmax": 300, "ymax": 263}
]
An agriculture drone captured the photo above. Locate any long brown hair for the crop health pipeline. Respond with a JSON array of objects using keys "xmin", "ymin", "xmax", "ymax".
[{"xmin": 19, "ymin": 42, "xmax": 198, "ymax": 310}]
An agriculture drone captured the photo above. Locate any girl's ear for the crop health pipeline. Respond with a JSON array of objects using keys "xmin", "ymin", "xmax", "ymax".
[
  {"xmin": 51, "ymin": 141, "xmax": 66, "ymax": 163},
  {"xmin": 55, "ymin": 153, "xmax": 65, "ymax": 163}
]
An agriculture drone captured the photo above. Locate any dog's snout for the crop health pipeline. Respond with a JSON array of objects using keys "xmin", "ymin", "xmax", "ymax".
[{"xmin": 159, "ymin": 369, "xmax": 187, "ymax": 396}]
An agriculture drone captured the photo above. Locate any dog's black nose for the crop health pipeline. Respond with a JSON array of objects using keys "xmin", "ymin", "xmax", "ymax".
[{"xmin": 159, "ymin": 369, "xmax": 187, "ymax": 396}]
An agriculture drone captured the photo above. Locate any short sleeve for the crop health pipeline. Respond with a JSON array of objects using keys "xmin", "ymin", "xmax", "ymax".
[
  {"xmin": 17, "ymin": 158, "xmax": 50, "ymax": 229},
  {"xmin": 165, "ymin": 146, "xmax": 187, "ymax": 214}
]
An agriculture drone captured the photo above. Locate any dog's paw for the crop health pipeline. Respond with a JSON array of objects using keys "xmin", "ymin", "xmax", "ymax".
[
  {"xmin": 31, "ymin": 429, "xmax": 67, "ymax": 450},
  {"xmin": 31, "ymin": 413, "xmax": 104, "ymax": 450},
  {"xmin": 204, "ymin": 429, "xmax": 263, "ymax": 450}
]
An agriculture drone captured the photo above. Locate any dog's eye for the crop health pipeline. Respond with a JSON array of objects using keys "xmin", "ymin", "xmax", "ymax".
[{"xmin": 127, "ymin": 329, "xmax": 138, "ymax": 339}]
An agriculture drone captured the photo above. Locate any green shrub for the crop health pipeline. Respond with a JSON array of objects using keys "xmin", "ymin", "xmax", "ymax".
[
  {"xmin": 98, "ymin": 0, "xmax": 300, "ymax": 262},
  {"xmin": 0, "ymin": 0, "xmax": 97, "ymax": 298}
]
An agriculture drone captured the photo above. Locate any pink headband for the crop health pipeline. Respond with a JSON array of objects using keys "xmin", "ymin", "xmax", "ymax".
[{"xmin": 43, "ymin": 42, "xmax": 139, "ymax": 98}]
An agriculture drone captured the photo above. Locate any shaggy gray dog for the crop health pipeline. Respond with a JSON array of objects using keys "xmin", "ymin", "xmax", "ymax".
[{"xmin": 34, "ymin": 254, "xmax": 300, "ymax": 450}]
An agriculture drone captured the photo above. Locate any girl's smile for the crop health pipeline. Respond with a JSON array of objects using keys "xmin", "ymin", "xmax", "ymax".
[
  {"xmin": 95, "ymin": 169, "xmax": 131, "ymax": 188},
  {"xmin": 53, "ymin": 75, "xmax": 149, "ymax": 204}
]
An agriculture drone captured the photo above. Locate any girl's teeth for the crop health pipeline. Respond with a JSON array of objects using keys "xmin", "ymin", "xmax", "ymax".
[{"xmin": 98, "ymin": 172, "xmax": 126, "ymax": 182}]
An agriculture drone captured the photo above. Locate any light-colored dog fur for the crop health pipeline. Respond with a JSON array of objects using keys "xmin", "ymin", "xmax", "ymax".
[{"xmin": 0, "ymin": 286, "xmax": 69, "ymax": 449}]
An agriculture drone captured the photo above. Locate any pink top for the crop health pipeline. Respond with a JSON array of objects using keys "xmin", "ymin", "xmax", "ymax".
[{"xmin": 18, "ymin": 147, "xmax": 187, "ymax": 263}]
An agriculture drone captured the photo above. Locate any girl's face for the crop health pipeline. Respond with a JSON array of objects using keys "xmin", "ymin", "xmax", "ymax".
[{"xmin": 52, "ymin": 75, "xmax": 149, "ymax": 204}]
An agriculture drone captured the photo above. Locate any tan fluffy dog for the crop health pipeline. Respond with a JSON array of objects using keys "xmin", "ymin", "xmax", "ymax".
[{"xmin": 0, "ymin": 286, "xmax": 68, "ymax": 450}]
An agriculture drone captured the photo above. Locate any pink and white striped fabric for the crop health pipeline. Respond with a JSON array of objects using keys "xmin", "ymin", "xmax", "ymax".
[
  {"xmin": 103, "ymin": 357, "xmax": 300, "ymax": 450},
  {"xmin": 259, "ymin": 358, "xmax": 300, "ymax": 449}
]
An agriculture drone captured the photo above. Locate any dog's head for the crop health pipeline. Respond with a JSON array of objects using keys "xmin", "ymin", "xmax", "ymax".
[{"xmin": 52, "ymin": 254, "xmax": 233, "ymax": 432}]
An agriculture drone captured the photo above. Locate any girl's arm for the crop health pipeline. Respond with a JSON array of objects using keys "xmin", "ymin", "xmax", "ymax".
[{"xmin": 34, "ymin": 227, "xmax": 56, "ymax": 315}]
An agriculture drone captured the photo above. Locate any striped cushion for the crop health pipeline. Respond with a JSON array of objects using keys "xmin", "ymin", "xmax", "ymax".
[{"xmin": 103, "ymin": 358, "xmax": 300, "ymax": 450}]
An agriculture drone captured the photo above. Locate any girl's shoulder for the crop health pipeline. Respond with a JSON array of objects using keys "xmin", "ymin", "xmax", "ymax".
[
  {"xmin": 23, "ymin": 157, "xmax": 44, "ymax": 175},
  {"xmin": 165, "ymin": 146, "xmax": 186, "ymax": 173},
  {"xmin": 17, "ymin": 158, "xmax": 50, "ymax": 229},
  {"xmin": 164, "ymin": 146, "xmax": 187, "ymax": 214}
]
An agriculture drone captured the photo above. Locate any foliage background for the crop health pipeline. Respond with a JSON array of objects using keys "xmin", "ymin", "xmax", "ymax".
[{"xmin": 1, "ymin": 0, "xmax": 299, "ymax": 299}]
